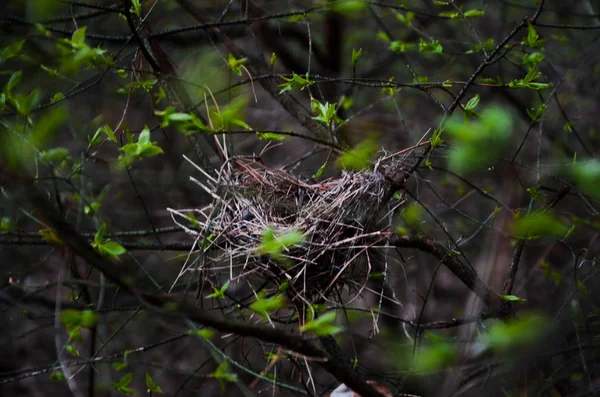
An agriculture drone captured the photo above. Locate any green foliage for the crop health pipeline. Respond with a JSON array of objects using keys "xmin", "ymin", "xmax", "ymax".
[
  {"xmin": 256, "ymin": 132, "xmax": 286, "ymax": 141},
  {"xmin": 145, "ymin": 372, "xmax": 163, "ymax": 393},
  {"xmin": 130, "ymin": 0, "xmax": 142, "ymax": 16},
  {"xmin": 419, "ymin": 38, "xmax": 443, "ymax": 54},
  {"xmin": 445, "ymin": 106, "xmax": 513, "ymax": 174},
  {"xmin": 211, "ymin": 95, "xmax": 251, "ymax": 131},
  {"xmin": 0, "ymin": 40, "xmax": 25, "ymax": 64},
  {"xmin": 154, "ymin": 107, "xmax": 209, "ymax": 135},
  {"xmin": 311, "ymin": 97, "xmax": 342, "ymax": 127},
  {"xmin": 351, "ymin": 48, "xmax": 362, "ymax": 69},
  {"xmin": 257, "ymin": 227, "xmax": 305, "ymax": 265},
  {"xmin": 279, "ymin": 72, "xmax": 314, "ymax": 94},
  {"xmin": 571, "ymin": 160, "xmax": 600, "ymax": 200},
  {"xmin": 331, "ymin": 0, "xmax": 367, "ymax": 17},
  {"xmin": 250, "ymin": 294, "xmax": 288, "ymax": 317},
  {"xmin": 395, "ymin": 11, "xmax": 415, "ymax": 26},
  {"xmin": 111, "ymin": 373, "xmax": 136, "ymax": 395},
  {"xmin": 500, "ymin": 294, "xmax": 527, "ymax": 303},
  {"xmin": 511, "ymin": 212, "xmax": 570, "ymax": 239},
  {"xmin": 92, "ymin": 224, "xmax": 126, "ymax": 259},
  {"xmin": 389, "ymin": 41, "xmax": 416, "ymax": 54},
  {"xmin": 61, "ymin": 309, "xmax": 99, "ymax": 328},
  {"xmin": 118, "ymin": 126, "xmax": 164, "ymax": 166},
  {"xmin": 227, "ymin": 53, "xmax": 247, "ymax": 76},
  {"xmin": 466, "ymin": 38, "xmax": 495, "ymax": 54},
  {"xmin": 56, "ymin": 26, "xmax": 112, "ymax": 73},
  {"xmin": 205, "ymin": 280, "xmax": 230, "ymax": 299},
  {"xmin": 300, "ymin": 311, "xmax": 343, "ymax": 336},
  {"xmin": 189, "ymin": 328, "xmax": 215, "ymax": 340},
  {"xmin": 39, "ymin": 228, "xmax": 63, "ymax": 246},
  {"xmin": 440, "ymin": 9, "xmax": 484, "ymax": 18},
  {"xmin": 210, "ymin": 361, "xmax": 238, "ymax": 391},
  {"xmin": 508, "ymin": 68, "xmax": 552, "ymax": 90},
  {"xmin": 119, "ymin": 79, "xmax": 158, "ymax": 94},
  {"xmin": 41, "ymin": 147, "xmax": 69, "ymax": 163},
  {"xmin": 413, "ymin": 336, "xmax": 456, "ymax": 372},
  {"xmin": 522, "ymin": 23, "xmax": 545, "ymax": 49},
  {"xmin": 526, "ymin": 103, "xmax": 547, "ymax": 123},
  {"xmin": 2, "ymin": 70, "xmax": 41, "ymax": 117},
  {"xmin": 396, "ymin": 203, "xmax": 426, "ymax": 235},
  {"xmin": 483, "ymin": 314, "xmax": 548, "ymax": 352},
  {"xmin": 337, "ymin": 138, "xmax": 378, "ymax": 170}
]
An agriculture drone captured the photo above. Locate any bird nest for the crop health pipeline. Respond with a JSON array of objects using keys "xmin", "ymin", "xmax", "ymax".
[{"xmin": 169, "ymin": 155, "xmax": 406, "ymax": 305}]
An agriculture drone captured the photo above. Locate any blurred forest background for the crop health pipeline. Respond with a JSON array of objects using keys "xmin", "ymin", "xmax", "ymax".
[{"xmin": 2, "ymin": 0, "xmax": 600, "ymax": 396}]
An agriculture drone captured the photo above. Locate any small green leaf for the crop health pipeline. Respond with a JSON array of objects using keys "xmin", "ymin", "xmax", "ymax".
[
  {"xmin": 111, "ymin": 373, "xmax": 136, "ymax": 396},
  {"xmin": 205, "ymin": 280, "xmax": 230, "ymax": 299},
  {"xmin": 210, "ymin": 361, "xmax": 238, "ymax": 391},
  {"xmin": 41, "ymin": 147, "xmax": 69, "ymax": 162},
  {"xmin": 250, "ymin": 294, "xmax": 288, "ymax": 317},
  {"xmin": 279, "ymin": 72, "xmax": 314, "ymax": 94},
  {"xmin": 50, "ymin": 92, "xmax": 65, "ymax": 103},
  {"xmin": 464, "ymin": 94, "xmax": 480, "ymax": 111},
  {"xmin": 500, "ymin": 294, "xmax": 527, "ymax": 303},
  {"xmin": 337, "ymin": 138, "xmax": 378, "ymax": 170},
  {"xmin": 300, "ymin": 312, "xmax": 343, "ymax": 336},
  {"xmin": 0, "ymin": 40, "xmax": 25, "ymax": 64},
  {"xmin": 351, "ymin": 48, "xmax": 362, "ymax": 68},
  {"xmin": 145, "ymin": 372, "xmax": 163, "ymax": 393},
  {"xmin": 131, "ymin": 0, "xmax": 142, "ymax": 16},
  {"xmin": 227, "ymin": 53, "xmax": 247, "ymax": 76},
  {"xmin": 189, "ymin": 328, "xmax": 215, "ymax": 340},
  {"xmin": 256, "ymin": 132, "xmax": 286, "ymax": 141},
  {"xmin": 65, "ymin": 344, "xmax": 80, "ymax": 357}
]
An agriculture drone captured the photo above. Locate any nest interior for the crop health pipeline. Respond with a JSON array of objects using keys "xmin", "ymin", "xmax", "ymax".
[{"xmin": 170, "ymin": 157, "xmax": 407, "ymax": 306}]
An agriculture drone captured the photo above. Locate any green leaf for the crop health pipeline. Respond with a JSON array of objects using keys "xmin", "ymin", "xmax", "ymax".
[
  {"xmin": 351, "ymin": 48, "xmax": 362, "ymax": 68},
  {"xmin": 71, "ymin": 26, "xmax": 87, "ymax": 47},
  {"xmin": 463, "ymin": 9, "xmax": 485, "ymax": 18},
  {"xmin": 256, "ymin": 132, "xmax": 286, "ymax": 141},
  {"xmin": 119, "ymin": 126, "xmax": 163, "ymax": 162},
  {"xmin": 40, "ymin": 228, "xmax": 63, "ymax": 246},
  {"xmin": 145, "ymin": 372, "xmax": 163, "ymax": 393},
  {"xmin": 50, "ymin": 92, "xmax": 65, "ymax": 103},
  {"xmin": 65, "ymin": 344, "xmax": 80, "ymax": 357},
  {"xmin": 93, "ymin": 224, "xmax": 127, "ymax": 259},
  {"xmin": 464, "ymin": 94, "xmax": 480, "ymax": 111},
  {"xmin": 500, "ymin": 294, "xmax": 527, "ymax": 303},
  {"xmin": 511, "ymin": 212, "xmax": 570, "ymax": 239},
  {"xmin": 483, "ymin": 314, "xmax": 548, "ymax": 352},
  {"xmin": 210, "ymin": 361, "xmax": 238, "ymax": 391},
  {"xmin": 279, "ymin": 72, "xmax": 314, "ymax": 94},
  {"xmin": 250, "ymin": 294, "xmax": 288, "ymax": 317},
  {"xmin": 446, "ymin": 107, "xmax": 513, "ymax": 174},
  {"xmin": 61, "ymin": 309, "xmax": 98, "ymax": 328},
  {"xmin": 205, "ymin": 280, "xmax": 230, "ymax": 299},
  {"xmin": 337, "ymin": 138, "xmax": 378, "ymax": 170},
  {"xmin": 227, "ymin": 53, "xmax": 247, "ymax": 76},
  {"xmin": 389, "ymin": 41, "xmax": 416, "ymax": 53},
  {"xmin": 41, "ymin": 147, "xmax": 69, "ymax": 162},
  {"xmin": 413, "ymin": 338, "xmax": 456, "ymax": 372},
  {"xmin": 257, "ymin": 227, "xmax": 305, "ymax": 265},
  {"xmin": 111, "ymin": 373, "xmax": 136, "ymax": 395},
  {"xmin": 419, "ymin": 38, "xmax": 443, "ymax": 54},
  {"xmin": 331, "ymin": 0, "xmax": 367, "ymax": 17},
  {"xmin": 313, "ymin": 161, "xmax": 328, "ymax": 179},
  {"xmin": 311, "ymin": 97, "xmax": 342, "ymax": 127},
  {"xmin": 189, "ymin": 328, "xmax": 215, "ymax": 340},
  {"xmin": 571, "ymin": 160, "xmax": 600, "ymax": 200},
  {"xmin": 131, "ymin": 0, "xmax": 142, "ymax": 16},
  {"xmin": 50, "ymin": 371, "xmax": 66, "ymax": 382},
  {"xmin": 300, "ymin": 312, "xmax": 343, "ymax": 336},
  {"xmin": 0, "ymin": 40, "xmax": 25, "ymax": 64}
]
